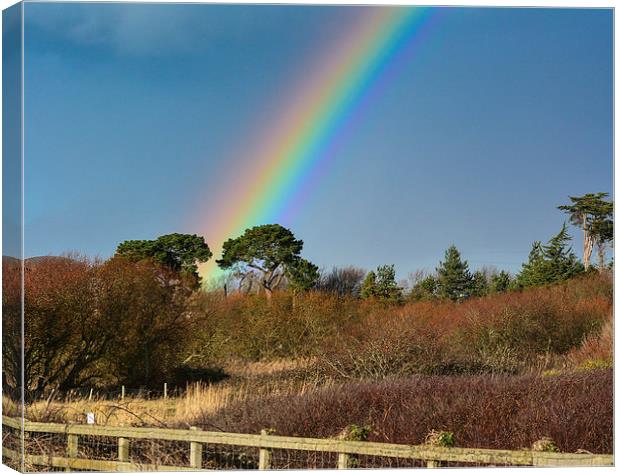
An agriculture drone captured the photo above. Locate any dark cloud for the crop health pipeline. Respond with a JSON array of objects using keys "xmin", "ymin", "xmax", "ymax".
[{"xmin": 25, "ymin": 3, "xmax": 260, "ymax": 56}]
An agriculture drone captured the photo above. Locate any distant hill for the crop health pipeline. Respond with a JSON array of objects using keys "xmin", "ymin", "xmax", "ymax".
[
  {"xmin": 2, "ymin": 255, "xmax": 80, "ymax": 269},
  {"xmin": 2, "ymin": 255, "xmax": 20, "ymax": 267},
  {"xmin": 25, "ymin": 256, "xmax": 76, "ymax": 266}
]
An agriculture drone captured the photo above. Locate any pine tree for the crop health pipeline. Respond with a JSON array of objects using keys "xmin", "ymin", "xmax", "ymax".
[
  {"xmin": 361, "ymin": 266, "xmax": 402, "ymax": 301},
  {"xmin": 360, "ymin": 271, "xmax": 378, "ymax": 299},
  {"xmin": 470, "ymin": 270, "xmax": 489, "ymax": 297},
  {"xmin": 489, "ymin": 270, "xmax": 512, "ymax": 293},
  {"xmin": 286, "ymin": 257, "xmax": 319, "ymax": 291},
  {"xmin": 436, "ymin": 245, "xmax": 473, "ymax": 301},
  {"xmin": 516, "ymin": 224, "xmax": 584, "ymax": 288},
  {"xmin": 558, "ymin": 193, "xmax": 614, "ymax": 270},
  {"xmin": 409, "ymin": 275, "xmax": 438, "ymax": 301},
  {"xmin": 516, "ymin": 241, "xmax": 547, "ymax": 288},
  {"xmin": 375, "ymin": 265, "xmax": 402, "ymax": 302},
  {"xmin": 542, "ymin": 223, "xmax": 584, "ymax": 281}
]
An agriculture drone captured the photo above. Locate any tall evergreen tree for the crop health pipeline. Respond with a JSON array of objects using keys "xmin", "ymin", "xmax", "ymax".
[
  {"xmin": 489, "ymin": 270, "xmax": 512, "ymax": 293},
  {"xmin": 516, "ymin": 241, "xmax": 546, "ymax": 287},
  {"xmin": 543, "ymin": 224, "xmax": 584, "ymax": 280},
  {"xmin": 375, "ymin": 265, "xmax": 402, "ymax": 302},
  {"xmin": 360, "ymin": 271, "xmax": 378, "ymax": 299},
  {"xmin": 216, "ymin": 224, "xmax": 318, "ymax": 297},
  {"xmin": 361, "ymin": 266, "xmax": 402, "ymax": 301},
  {"xmin": 436, "ymin": 245, "xmax": 473, "ymax": 301},
  {"xmin": 470, "ymin": 270, "xmax": 489, "ymax": 297},
  {"xmin": 516, "ymin": 224, "xmax": 584, "ymax": 288},
  {"xmin": 116, "ymin": 233, "xmax": 212, "ymax": 288},
  {"xmin": 286, "ymin": 257, "xmax": 320, "ymax": 291},
  {"xmin": 558, "ymin": 193, "xmax": 614, "ymax": 270},
  {"xmin": 409, "ymin": 275, "xmax": 438, "ymax": 301}
]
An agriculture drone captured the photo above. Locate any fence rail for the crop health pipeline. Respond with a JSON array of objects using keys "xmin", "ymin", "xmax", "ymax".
[{"xmin": 2, "ymin": 415, "xmax": 613, "ymax": 471}]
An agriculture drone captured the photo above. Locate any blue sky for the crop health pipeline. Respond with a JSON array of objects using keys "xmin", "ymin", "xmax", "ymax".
[{"xmin": 19, "ymin": 4, "xmax": 612, "ymax": 277}]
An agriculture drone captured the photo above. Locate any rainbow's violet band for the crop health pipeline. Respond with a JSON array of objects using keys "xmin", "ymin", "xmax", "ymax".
[{"xmin": 198, "ymin": 7, "xmax": 436, "ymax": 282}]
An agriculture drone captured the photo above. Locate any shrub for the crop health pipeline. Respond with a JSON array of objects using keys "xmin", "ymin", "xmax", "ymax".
[
  {"xmin": 4, "ymin": 255, "xmax": 199, "ymax": 399},
  {"xmin": 531, "ymin": 437, "xmax": 559, "ymax": 453},
  {"xmin": 566, "ymin": 311, "xmax": 612, "ymax": 370},
  {"xmin": 196, "ymin": 369, "xmax": 612, "ymax": 453},
  {"xmin": 316, "ymin": 273, "xmax": 611, "ymax": 378},
  {"xmin": 189, "ymin": 290, "xmax": 369, "ymax": 363},
  {"xmin": 425, "ymin": 430, "xmax": 455, "ymax": 447},
  {"xmin": 338, "ymin": 424, "xmax": 371, "ymax": 441}
]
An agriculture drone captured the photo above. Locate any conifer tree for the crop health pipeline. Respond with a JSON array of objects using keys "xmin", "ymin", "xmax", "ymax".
[
  {"xmin": 409, "ymin": 275, "xmax": 438, "ymax": 301},
  {"xmin": 286, "ymin": 257, "xmax": 320, "ymax": 291},
  {"xmin": 360, "ymin": 271, "xmax": 378, "ymax": 299},
  {"xmin": 558, "ymin": 193, "xmax": 613, "ymax": 270},
  {"xmin": 516, "ymin": 224, "xmax": 584, "ymax": 288},
  {"xmin": 470, "ymin": 270, "xmax": 489, "ymax": 297},
  {"xmin": 436, "ymin": 245, "xmax": 473, "ymax": 301},
  {"xmin": 543, "ymin": 224, "xmax": 584, "ymax": 281},
  {"xmin": 375, "ymin": 264, "xmax": 402, "ymax": 302},
  {"xmin": 516, "ymin": 241, "xmax": 546, "ymax": 288},
  {"xmin": 489, "ymin": 270, "xmax": 512, "ymax": 293},
  {"xmin": 361, "ymin": 266, "xmax": 402, "ymax": 301}
]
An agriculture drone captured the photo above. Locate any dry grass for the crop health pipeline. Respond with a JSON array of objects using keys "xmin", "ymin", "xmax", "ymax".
[
  {"xmin": 23, "ymin": 383, "xmax": 239, "ymax": 427},
  {"xmin": 3, "ymin": 394, "xmax": 20, "ymax": 417},
  {"xmin": 223, "ymin": 358, "xmax": 314, "ymax": 378},
  {"xmin": 566, "ymin": 312, "xmax": 613, "ymax": 369},
  {"xmin": 22, "ymin": 373, "xmax": 330, "ymax": 429}
]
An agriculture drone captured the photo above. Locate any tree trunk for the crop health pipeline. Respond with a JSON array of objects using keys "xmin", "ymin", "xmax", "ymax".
[
  {"xmin": 583, "ymin": 217, "xmax": 593, "ymax": 270},
  {"xmin": 598, "ymin": 241, "xmax": 606, "ymax": 270},
  {"xmin": 584, "ymin": 232, "xmax": 593, "ymax": 269}
]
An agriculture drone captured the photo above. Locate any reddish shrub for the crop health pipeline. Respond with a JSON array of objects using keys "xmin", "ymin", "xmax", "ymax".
[
  {"xmin": 316, "ymin": 273, "xmax": 611, "ymax": 377},
  {"xmin": 567, "ymin": 312, "xmax": 613, "ymax": 369},
  {"xmin": 197, "ymin": 370, "xmax": 612, "ymax": 453}
]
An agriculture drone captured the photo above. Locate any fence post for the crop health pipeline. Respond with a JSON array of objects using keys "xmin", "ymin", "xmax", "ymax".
[
  {"xmin": 189, "ymin": 426, "xmax": 202, "ymax": 469},
  {"xmin": 118, "ymin": 437, "xmax": 129, "ymax": 462},
  {"xmin": 66, "ymin": 433, "xmax": 78, "ymax": 471},
  {"xmin": 121, "ymin": 385, "xmax": 125, "ymax": 400},
  {"xmin": 338, "ymin": 452, "xmax": 352, "ymax": 469},
  {"xmin": 88, "ymin": 388, "xmax": 93, "ymax": 401},
  {"xmin": 259, "ymin": 429, "xmax": 273, "ymax": 470},
  {"xmin": 164, "ymin": 383, "xmax": 168, "ymax": 399}
]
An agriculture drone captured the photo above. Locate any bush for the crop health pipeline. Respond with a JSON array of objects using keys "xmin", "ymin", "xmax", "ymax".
[
  {"xmin": 196, "ymin": 369, "xmax": 612, "ymax": 453},
  {"xmin": 4, "ymin": 255, "xmax": 199, "ymax": 398},
  {"xmin": 183, "ymin": 272, "xmax": 611, "ymax": 379},
  {"xmin": 316, "ymin": 273, "xmax": 611, "ymax": 378},
  {"xmin": 566, "ymin": 312, "xmax": 612, "ymax": 370},
  {"xmin": 189, "ymin": 290, "xmax": 369, "ymax": 363}
]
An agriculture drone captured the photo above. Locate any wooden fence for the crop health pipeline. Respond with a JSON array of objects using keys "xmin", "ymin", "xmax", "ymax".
[{"xmin": 2, "ymin": 416, "xmax": 613, "ymax": 471}]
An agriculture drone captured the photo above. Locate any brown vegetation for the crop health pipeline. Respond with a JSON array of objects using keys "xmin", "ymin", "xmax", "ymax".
[
  {"xmin": 3, "ymin": 256, "xmax": 200, "ymax": 400},
  {"xmin": 567, "ymin": 311, "xmax": 613, "ymax": 369},
  {"xmin": 191, "ymin": 272, "xmax": 611, "ymax": 377},
  {"xmin": 196, "ymin": 369, "xmax": 612, "ymax": 454},
  {"xmin": 3, "ymin": 256, "xmax": 613, "ymax": 455}
]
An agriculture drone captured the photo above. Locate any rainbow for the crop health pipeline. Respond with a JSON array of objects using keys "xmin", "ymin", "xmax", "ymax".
[{"xmin": 198, "ymin": 7, "xmax": 437, "ymax": 282}]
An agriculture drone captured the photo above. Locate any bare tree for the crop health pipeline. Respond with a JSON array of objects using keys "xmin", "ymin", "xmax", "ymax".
[{"xmin": 317, "ymin": 266, "xmax": 366, "ymax": 297}]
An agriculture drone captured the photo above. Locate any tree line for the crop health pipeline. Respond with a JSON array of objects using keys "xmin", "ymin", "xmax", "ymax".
[
  {"xmin": 2, "ymin": 192, "xmax": 612, "ymax": 399},
  {"xmin": 113, "ymin": 193, "xmax": 611, "ymax": 302}
]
